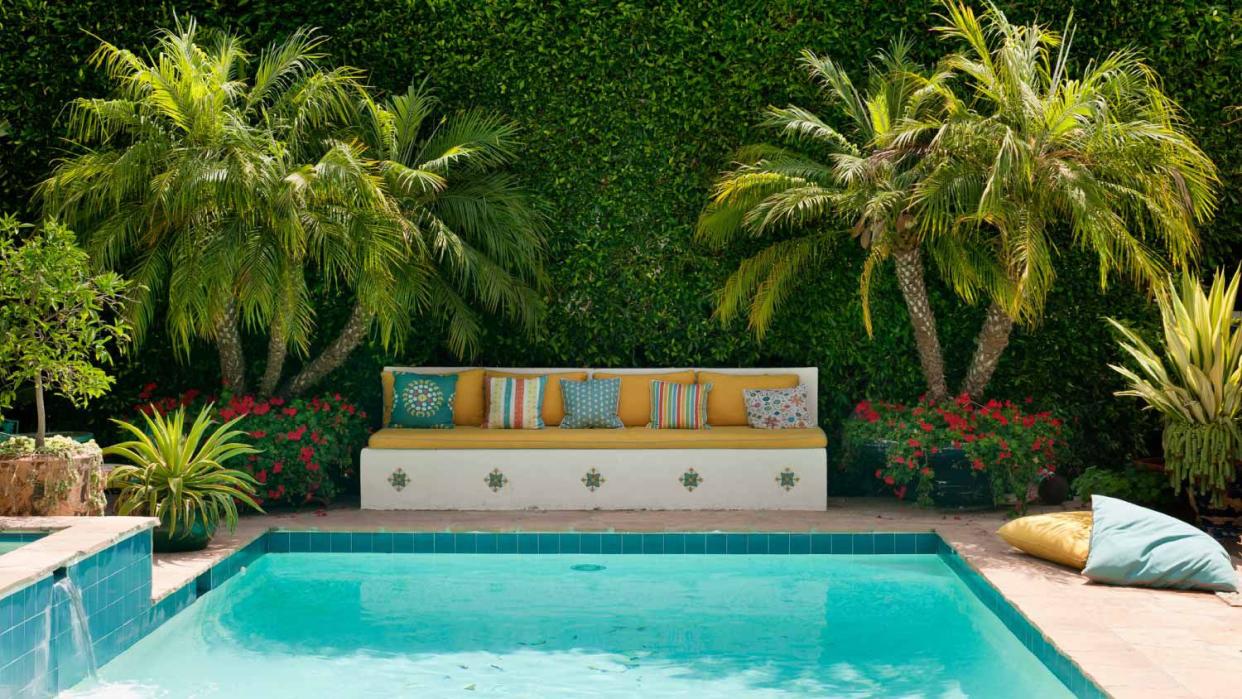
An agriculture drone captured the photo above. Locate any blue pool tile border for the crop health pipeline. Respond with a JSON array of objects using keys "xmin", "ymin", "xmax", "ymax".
[
  {"xmin": 935, "ymin": 539, "xmax": 1107, "ymax": 699},
  {"xmin": 264, "ymin": 529, "xmax": 946, "ymax": 556}
]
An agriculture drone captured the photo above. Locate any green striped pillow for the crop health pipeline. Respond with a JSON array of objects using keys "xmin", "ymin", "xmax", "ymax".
[{"xmin": 649, "ymin": 380, "xmax": 711, "ymax": 429}]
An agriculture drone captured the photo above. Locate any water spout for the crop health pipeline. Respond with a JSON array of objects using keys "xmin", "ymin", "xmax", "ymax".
[{"xmin": 51, "ymin": 576, "xmax": 97, "ymax": 689}]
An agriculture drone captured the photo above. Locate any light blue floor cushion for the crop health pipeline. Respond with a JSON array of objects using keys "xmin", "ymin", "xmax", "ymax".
[{"xmin": 1083, "ymin": 495, "xmax": 1238, "ymax": 592}]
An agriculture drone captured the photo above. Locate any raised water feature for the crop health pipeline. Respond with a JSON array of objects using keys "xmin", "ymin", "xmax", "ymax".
[{"xmin": 50, "ymin": 575, "xmax": 97, "ymax": 690}]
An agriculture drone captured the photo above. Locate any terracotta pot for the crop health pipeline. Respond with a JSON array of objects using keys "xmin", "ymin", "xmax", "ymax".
[
  {"xmin": 153, "ymin": 517, "xmax": 217, "ymax": 553},
  {"xmin": 0, "ymin": 446, "xmax": 106, "ymax": 516}
]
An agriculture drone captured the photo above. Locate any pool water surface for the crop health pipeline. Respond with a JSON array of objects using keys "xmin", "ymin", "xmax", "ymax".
[{"xmin": 68, "ymin": 552, "xmax": 1073, "ymax": 697}]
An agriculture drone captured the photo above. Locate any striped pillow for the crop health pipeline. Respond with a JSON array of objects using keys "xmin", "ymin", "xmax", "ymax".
[
  {"xmin": 484, "ymin": 376, "xmax": 547, "ymax": 429},
  {"xmin": 649, "ymin": 380, "xmax": 711, "ymax": 429}
]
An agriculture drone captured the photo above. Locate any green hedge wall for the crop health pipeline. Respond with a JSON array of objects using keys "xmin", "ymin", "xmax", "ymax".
[{"xmin": 1, "ymin": 1, "xmax": 1238, "ymax": 490}]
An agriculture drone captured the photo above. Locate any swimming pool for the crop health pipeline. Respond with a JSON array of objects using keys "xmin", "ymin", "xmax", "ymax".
[
  {"xmin": 0, "ymin": 531, "xmax": 45, "ymax": 556},
  {"xmin": 66, "ymin": 541, "xmax": 1082, "ymax": 697}
]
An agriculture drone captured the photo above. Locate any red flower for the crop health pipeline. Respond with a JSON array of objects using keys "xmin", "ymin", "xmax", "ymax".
[
  {"xmin": 300, "ymin": 446, "xmax": 315, "ymax": 463},
  {"xmin": 272, "ymin": 461, "xmax": 284, "ymax": 474},
  {"xmin": 919, "ymin": 421, "xmax": 933, "ymax": 432},
  {"xmin": 286, "ymin": 425, "xmax": 307, "ymax": 441},
  {"xmin": 971, "ymin": 459, "xmax": 985, "ymax": 471},
  {"xmin": 256, "ymin": 470, "xmax": 268, "ymax": 484},
  {"xmin": 874, "ymin": 469, "xmax": 883, "ymax": 479},
  {"xmin": 220, "ymin": 408, "xmax": 237, "ymax": 420},
  {"xmin": 307, "ymin": 462, "xmax": 320, "ymax": 472},
  {"xmin": 270, "ymin": 397, "xmax": 285, "ymax": 406},
  {"xmin": 250, "ymin": 430, "xmax": 267, "ymax": 439},
  {"xmin": 920, "ymin": 467, "xmax": 933, "ymax": 477},
  {"xmin": 906, "ymin": 438, "xmax": 921, "ymax": 447},
  {"xmin": 253, "ymin": 403, "xmax": 271, "ymax": 416},
  {"xmin": 883, "ymin": 476, "xmax": 895, "ymax": 486},
  {"xmin": 283, "ymin": 407, "xmax": 299, "ymax": 417},
  {"xmin": 895, "ymin": 485, "xmax": 907, "ymax": 499}
]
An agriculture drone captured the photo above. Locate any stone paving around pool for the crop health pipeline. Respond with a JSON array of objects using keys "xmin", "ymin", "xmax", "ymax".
[{"xmin": 44, "ymin": 499, "xmax": 1242, "ymax": 699}]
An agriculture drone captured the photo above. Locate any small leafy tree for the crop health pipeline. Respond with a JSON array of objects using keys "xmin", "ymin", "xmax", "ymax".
[{"xmin": 0, "ymin": 216, "xmax": 131, "ymax": 448}]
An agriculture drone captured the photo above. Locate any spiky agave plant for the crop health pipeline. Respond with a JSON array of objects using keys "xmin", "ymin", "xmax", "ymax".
[
  {"xmin": 1108, "ymin": 268, "xmax": 1242, "ymax": 506},
  {"xmin": 106, "ymin": 405, "xmax": 263, "ymax": 539}
]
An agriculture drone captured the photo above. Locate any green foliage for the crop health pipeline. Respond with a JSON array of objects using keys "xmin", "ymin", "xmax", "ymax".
[
  {"xmin": 1, "ymin": 1, "xmax": 1238, "ymax": 483},
  {"xmin": 105, "ymin": 405, "xmax": 263, "ymax": 537},
  {"xmin": 0, "ymin": 215, "xmax": 131, "ymax": 445},
  {"xmin": 1073, "ymin": 465, "xmax": 1172, "ymax": 508},
  {"xmin": 1109, "ymin": 268, "xmax": 1242, "ymax": 504}
]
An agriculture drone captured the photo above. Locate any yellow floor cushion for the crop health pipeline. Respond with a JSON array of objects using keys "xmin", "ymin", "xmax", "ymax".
[
  {"xmin": 485, "ymin": 370, "xmax": 587, "ymax": 426},
  {"xmin": 368, "ymin": 425, "xmax": 828, "ymax": 450},
  {"xmin": 998, "ymin": 511, "xmax": 1094, "ymax": 569},
  {"xmin": 696, "ymin": 371, "xmax": 800, "ymax": 426},
  {"xmin": 382, "ymin": 369, "xmax": 486, "ymax": 426},
  {"xmin": 594, "ymin": 370, "xmax": 695, "ymax": 426}
]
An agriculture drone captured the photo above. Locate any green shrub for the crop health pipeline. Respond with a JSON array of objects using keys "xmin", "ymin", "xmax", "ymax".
[{"xmin": 1073, "ymin": 466, "xmax": 1173, "ymax": 509}]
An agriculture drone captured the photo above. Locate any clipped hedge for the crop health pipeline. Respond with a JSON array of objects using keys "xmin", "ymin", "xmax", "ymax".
[{"xmin": 1, "ymin": 1, "xmax": 1238, "ymax": 491}]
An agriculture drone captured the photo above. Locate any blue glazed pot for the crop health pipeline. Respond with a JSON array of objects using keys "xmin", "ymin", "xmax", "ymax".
[{"xmin": 153, "ymin": 516, "xmax": 217, "ymax": 553}]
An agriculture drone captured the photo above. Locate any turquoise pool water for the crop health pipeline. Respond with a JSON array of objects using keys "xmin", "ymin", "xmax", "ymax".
[{"xmin": 71, "ymin": 553, "xmax": 1073, "ymax": 698}]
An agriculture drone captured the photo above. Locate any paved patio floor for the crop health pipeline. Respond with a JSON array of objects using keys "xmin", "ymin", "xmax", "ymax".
[{"xmin": 153, "ymin": 498, "xmax": 1242, "ymax": 699}]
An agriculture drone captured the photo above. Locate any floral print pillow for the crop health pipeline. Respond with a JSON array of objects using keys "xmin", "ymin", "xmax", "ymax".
[{"xmin": 743, "ymin": 385, "xmax": 811, "ymax": 429}]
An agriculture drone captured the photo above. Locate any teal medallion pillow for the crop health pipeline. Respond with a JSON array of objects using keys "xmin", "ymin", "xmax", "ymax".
[
  {"xmin": 560, "ymin": 378, "xmax": 623, "ymax": 429},
  {"xmin": 390, "ymin": 373, "xmax": 457, "ymax": 429},
  {"xmin": 1083, "ymin": 495, "xmax": 1238, "ymax": 592}
]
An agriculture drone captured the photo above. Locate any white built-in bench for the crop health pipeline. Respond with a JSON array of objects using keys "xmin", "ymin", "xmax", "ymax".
[{"xmin": 361, "ymin": 367, "xmax": 827, "ymax": 510}]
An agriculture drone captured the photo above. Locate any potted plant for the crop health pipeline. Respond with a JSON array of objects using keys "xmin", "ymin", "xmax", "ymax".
[
  {"xmin": 0, "ymin": 216, "xmax": 130, "ymax": 515},
  {"xmin": 844, "ymin": 396, "xmax": 1066, "ymax": 512},
  {"xmin": 106, "ymin": 405, "xmax": 263, "ymax": 552},
  {"xmin": 1108, "ymin": 268, "xmax": 1242, "ymax": 533}
]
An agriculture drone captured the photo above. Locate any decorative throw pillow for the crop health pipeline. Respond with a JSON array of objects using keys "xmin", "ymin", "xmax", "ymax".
[
  {"xmin": 742, "ymin": 385, "xmax": 811, "ymax": 429},
  {"xmin": 649, "ymin": 380, "xmax": 711, "ymax": 429},
  {"xmin": 390, "ymin": 373, "xmax": 457, "ymax": 428},
  {"xmin": 559, "ymin": 378, "xmax": 623, "ymax": 429},
  {"xmin": 998, "ymin": 511, "xmax": 1094, "ymax": 569},
  {"xmin": 1083, "ymin": 495, "xmax": 1238, "ymax": 592},
  {"xmin": 484, "ymin": 375, "xmax": 547, "ymax": 429}
]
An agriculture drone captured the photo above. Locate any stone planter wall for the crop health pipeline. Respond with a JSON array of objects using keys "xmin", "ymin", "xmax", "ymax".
[{"xmin": 0, "ymin": 445, "xmax": 106, "ymax": 516}]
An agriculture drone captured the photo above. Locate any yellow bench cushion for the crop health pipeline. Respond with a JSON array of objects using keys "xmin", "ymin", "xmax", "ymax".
[
  {"xmin": 998, "ymin": 511, "xmax": 1094, "ymax": 569},
  {"xmin": 382, "ymin": 369, "xmax": 486, "ymax": 427},
  {"xmin": 594, "ymin": 371, "xmax": 695, "ymax": 426},
  {"xmin": 368, "ymin": 425, "xmax": 827, "ymax": 450},
  {"xmin": 696, "ymin": 371, "xmax": 800, "ymax": 426},
  {"xmin": 485, "ymin": 370, "xmax": 587, "ymax": 426}
]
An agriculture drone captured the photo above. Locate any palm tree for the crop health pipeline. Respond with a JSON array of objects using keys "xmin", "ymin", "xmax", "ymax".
[
  {"xmin": 41, "ymin": 20, "xmax": 546, "ymax": 397},
  {"xmin": 697, "ymin": 40, "xmax": 958, "ymax": 402},
  {"xmin": 281, "ymin": 86, "xmax": 547, "ymax": 395},
  {"xmin": 914, "ymin": 1, "xmax": 1219, "ymax": 397}
]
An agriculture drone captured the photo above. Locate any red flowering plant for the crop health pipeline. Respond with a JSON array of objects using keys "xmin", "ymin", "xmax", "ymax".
[
  {"xmin": 133, "ymin": 384, "xmax": 370, "ymax": 507},
  {"xmin": 843, "ymin": 395, "xmax": 1067, "ymax": 511}
]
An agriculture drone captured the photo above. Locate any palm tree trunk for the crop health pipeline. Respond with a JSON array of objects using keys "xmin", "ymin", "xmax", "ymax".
[
  {"xmin": 960, "ymin": 302, "xmax": 1015, "ymax": 398},
  {"xmin": 257, "ymin": 313, "xmax": 289, "ymax": 398},
  {"xmin": 216, "ymin": 301, "xmax": 247, "ymax": 395},
  {"xmin": 281, "ymin": 302, "xmax": 372, "ymax": 397},
  {"xmin": 892, "ymin": 248, "xmax": 949, "ymax": 404}
]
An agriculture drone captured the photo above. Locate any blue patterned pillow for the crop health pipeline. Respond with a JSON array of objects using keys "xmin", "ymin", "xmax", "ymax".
[
  {"xmin": 390, "ymin": 373, "xmax": 457, "ymax": 428},
  {"xmin": 559, "ymin": 378, "xmax": 623, "ymax": 429}
]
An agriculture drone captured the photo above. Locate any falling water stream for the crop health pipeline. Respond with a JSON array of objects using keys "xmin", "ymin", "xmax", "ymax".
[{"xmin": 50, "ymin": 576, "xmax": 97, "ymax": 692}]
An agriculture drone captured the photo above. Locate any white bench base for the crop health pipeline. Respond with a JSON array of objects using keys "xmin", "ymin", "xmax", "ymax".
[{"xmin": 361, "ymin": 448, "xmax": 827, "ymax": 510}]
